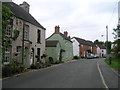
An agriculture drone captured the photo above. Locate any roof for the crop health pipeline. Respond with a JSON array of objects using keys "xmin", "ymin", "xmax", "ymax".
[
  {"xmin": 46, "ymin": 40, "xmax": 59, "ymax": 47},
  {"xmin": 98, "ymin": 45, "xmax": 106, "ymax": 49},
  {"xmin": 3, "ymin": 2, "xmax": 46, "ymax": 30},
  {"xmin": 74, "ymin": 37, "xmax": 96, "ymax": 46},
  {"xmin": 59, "ymin": 33, "xmax": 72, "ymax": 42}
]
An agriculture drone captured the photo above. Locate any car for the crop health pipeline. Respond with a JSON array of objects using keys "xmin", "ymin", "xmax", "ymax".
[
  {"xmin": 87, "ymin": 53, "xmax": 94, "ymax": 59},
  {"xmin": 94, "ymin": 54, "xmax": 99, "ymax": 58}
]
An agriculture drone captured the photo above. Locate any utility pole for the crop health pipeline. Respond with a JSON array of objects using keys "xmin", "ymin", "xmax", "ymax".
[{"xmin": 106, "ymin": 25, "xmax": 108, "ymax": 57}]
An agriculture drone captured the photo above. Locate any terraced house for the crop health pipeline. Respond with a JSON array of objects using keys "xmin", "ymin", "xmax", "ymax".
[
  {"xmin": 46, "ymin": 26, "xmax": 73, "ymax": 61},
  {"xmin": 71, "ymin": 37, "xmax": 97, "ymax": 58},
  {"xmin": 3, "ymin": 2, "xmax": 46, "ymax": 67}
]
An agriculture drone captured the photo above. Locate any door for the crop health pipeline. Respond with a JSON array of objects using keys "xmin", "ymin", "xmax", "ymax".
[{"xmin": 37, "ymin": 48, "xmax": 40, "ymax": 62}]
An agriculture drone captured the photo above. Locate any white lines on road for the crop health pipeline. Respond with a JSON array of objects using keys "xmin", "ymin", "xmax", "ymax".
[{"xmin": 97, "ymin": 61, "xmax": 109, "ymax": 89}]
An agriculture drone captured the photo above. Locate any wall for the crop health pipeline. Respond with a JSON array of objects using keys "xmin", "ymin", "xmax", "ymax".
[
  {"xmin": 71, "ymin": 38, "xmax": 79, "ymax": 56},
  {"xmin": 47, "ymin": 34, "xmax": 73, "ymax": 61},
  {"xmin": 11, "ymin": 17, "xmax": 45, "ymax": 67}
]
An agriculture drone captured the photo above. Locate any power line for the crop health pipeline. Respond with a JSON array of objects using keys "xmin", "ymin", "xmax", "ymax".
[{"xmin": 108, "ymin": 0, "xmax": 119, "ymax": 25}]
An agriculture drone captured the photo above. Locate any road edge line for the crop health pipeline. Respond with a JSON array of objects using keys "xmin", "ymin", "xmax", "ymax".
[{"xmin": 97, "ymin": 61, "xmax": 108, "ymax": 89}]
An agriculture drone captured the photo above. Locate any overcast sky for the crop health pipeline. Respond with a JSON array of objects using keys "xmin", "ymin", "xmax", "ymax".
[{"xmin": 13, "ymin": 0, "xmax": 119, "ymax": 42}]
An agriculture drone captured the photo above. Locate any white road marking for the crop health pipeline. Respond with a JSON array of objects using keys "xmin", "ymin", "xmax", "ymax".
[{"xmin": 97, "ymin": 61, "xmax": 109, "ymax": 89}]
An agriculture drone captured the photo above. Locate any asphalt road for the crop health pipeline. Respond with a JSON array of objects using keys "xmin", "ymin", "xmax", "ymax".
[{"xmin": 2, "ymin": 58, "xmax": 119, "ymax": 88}]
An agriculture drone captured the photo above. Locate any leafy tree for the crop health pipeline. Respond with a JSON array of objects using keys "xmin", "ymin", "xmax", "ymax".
[
  {"xmin": 2, "ymin": 4, "xmax": 13, "ymax": 62},
  {"xmin": 105, "ymin": 41, "xmax": 112, "ymax": 54},
  {"xmin": 112, "ymin": 24, "xmax": 120, "ymax": 58},
  {"xmin": 94, "ymin": 39, "xmax": 104, "ymax": 45}
]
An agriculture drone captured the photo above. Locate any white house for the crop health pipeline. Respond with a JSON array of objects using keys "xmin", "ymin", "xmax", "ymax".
[
  {"xmin": 96, "ymin": 45, "xmax": 106, "ymax": 58},
  {"xmin": 71, "ymin": 37, "xmax": 80, "ymax": 56},
  {"xmin": 3, "ymin": 2, "xmax": 46, "ymax": 67}
]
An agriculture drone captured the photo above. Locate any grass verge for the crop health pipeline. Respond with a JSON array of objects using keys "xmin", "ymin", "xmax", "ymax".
[{"xmin": 105, "ymin": 58, "xmax": 120, "ymax": 68}]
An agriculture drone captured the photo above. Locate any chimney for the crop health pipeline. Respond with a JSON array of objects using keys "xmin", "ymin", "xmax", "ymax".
[
  {"xmin": 64, "ymin": 31, "xmax": 68, "ymax": 37},
  {"xmin": 19, "ymin": 1, "xmax": 30, "ymax": 13},
  {"xmin": 54, "ymin": 25, "xmax": 60, "ymax": 34}
]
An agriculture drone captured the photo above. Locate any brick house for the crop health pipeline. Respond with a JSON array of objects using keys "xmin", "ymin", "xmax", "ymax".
[{"xmin": 71, "ymin": 37, "xmax": 97, "ymax": 58}]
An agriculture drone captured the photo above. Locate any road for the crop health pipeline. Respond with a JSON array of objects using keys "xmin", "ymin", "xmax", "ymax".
[{"xmin": 2, "ymin": 58, "xmax": 119, "ymax": 88}]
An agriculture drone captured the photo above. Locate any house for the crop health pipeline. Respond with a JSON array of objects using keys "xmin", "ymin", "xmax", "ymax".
[
  {"xmin": 96, "ymin": 45, "xmax": 106, "ymax": 58},
  {"xmin": 71, "ymin": 37, "xmax": 97, "ymax": 58},
  {"xmin": 3, "ymin": 2, "xmax": 46, "ymax": 67},
  {"xmin": 46, "ymin": 25, "xmax": 73, "ymax": 61},
  {"xmin": 45, "ymin": 40, "xmax": 61, "ymax": 63}
]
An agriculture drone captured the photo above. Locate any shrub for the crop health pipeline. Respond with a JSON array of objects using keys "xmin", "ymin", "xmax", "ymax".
[
  {"xmin": 2, "ymin": 66, "xmax": 13, "ymax": 77},
  {"xmin": 48, "ymin": 57, "xmax": 53, "ymax": 63},
  {"xmin": 73, "ymin": 56, "xmax": 79, "ymax": 59},
  {"xmin": 30, "ymin": 64, "xmax": 37, "ymax": 69}
]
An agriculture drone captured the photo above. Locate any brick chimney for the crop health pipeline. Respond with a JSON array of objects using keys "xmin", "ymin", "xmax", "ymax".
[
  {"xmin": 54, "ymin": 25, "xmax": 60, "ymax": 34},
  {"xmin": 64, "ymin": 31, "xmax": 68, "ymax": 37},
  {"xmin": 19, "ymin": 1, "xmax": 30, "ymax": 13}
]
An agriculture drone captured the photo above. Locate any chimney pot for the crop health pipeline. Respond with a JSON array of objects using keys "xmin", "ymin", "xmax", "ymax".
[
  {"xmin": 54, "ymin": 25, "xmax": 60, "ymax": 34},
  {"xmin": 64, "ymin": 31, "xmax": 68, "ymax": 37}
]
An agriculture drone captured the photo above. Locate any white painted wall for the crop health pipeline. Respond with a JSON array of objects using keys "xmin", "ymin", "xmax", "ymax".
[{"xmin": 71, "ymin": 38, "xmax": 79, "ymax": 56}]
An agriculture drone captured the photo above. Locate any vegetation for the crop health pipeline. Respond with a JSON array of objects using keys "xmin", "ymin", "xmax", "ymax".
[
  {"xmin": 2, "ymin": 61, "xmax": 26, "ymax": 77},
  {"xmin": 94, "ymin": 39, "xmax": 112, "ymax": 54},
  {"xmin": 112, "ymin": 24, "xmax": 120, "ymax": 58},
  {"xmin": 2, "ymin": 4, "xmax": 13, "ymax": 62},
  {"xmin": 73, "ymin": 56, "xmax": 80, "ymax": 60},
  {"xmin": 13, "ymin": 29, "xmax": 20, "ymax": 40},
  {"xmin": 105, "ymin": 58, "xmax": 120, "ymax": 68}
]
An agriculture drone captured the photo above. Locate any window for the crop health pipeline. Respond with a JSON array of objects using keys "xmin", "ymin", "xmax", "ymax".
[
  {"xmin": 16, "ymin": 46, "xmax": 21, "ymax": 52},
  {"xmin": 37, "ymin": 29, "xmax": 41, "ymax": 43},
  {"xmin": 4, "ymin": 46, "xmax": 11, "ymax": 64},
  {"xmin": 24, "ymin": 24, "xmax": 29, "ymax": 40},
  {"xmin": 6, "ymin": 25, "xmax": 12, "ymax": 37}
]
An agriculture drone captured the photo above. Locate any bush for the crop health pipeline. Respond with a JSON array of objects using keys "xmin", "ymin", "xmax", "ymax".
[
  {"xmin": 30, "ymin": 64, "xmax": 37, "ymax": 69},
  {"xmin": 2, "ymin": 66, "xmax": 13, "ymax": 77},
  {"xmin": 73, "ymin": 56, "xmax": 79, "ymax": 59},
  {"xmin": 2, "ymin": 61, "xmax": 26, "ymax": 77},
  {"xmin": 48, "ymin": 57, "xmax": 53, "ymax": 63}
]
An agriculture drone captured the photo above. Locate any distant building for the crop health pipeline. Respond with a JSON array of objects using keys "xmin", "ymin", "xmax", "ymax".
[
  {"xmin": 71, "ymin": 37, "xmax": 97, "ymax": 58},
  {"xmin": 3, "ymin": 2, "xmax": 46, "ymax": 67},
  {"xmin": 96, "ymin": 45, "xmax": 106, "ymax": 58},
  {"xmin": 46, "ymin": 26, "xmax": 73, "ymax": 61}
]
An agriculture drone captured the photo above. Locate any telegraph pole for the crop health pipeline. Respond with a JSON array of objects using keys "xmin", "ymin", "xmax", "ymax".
[{"xmin": 106, "ymin": 25, "xmax": 108, "ymax": 57}]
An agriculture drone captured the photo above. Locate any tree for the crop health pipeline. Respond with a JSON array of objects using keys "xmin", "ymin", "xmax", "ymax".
[
  {"xmin": 105, "ymin": 41, "xmax": 112, "ymax": 54},
  {"xmin": 94, "ymin": 39, "xmax": 104, "ymax": 45},
  {"xmin": 2, "ymin": 4, "xmax": 13, "ymax": 62},
  {"xmin": 112, "ymin": 24, "xmax": 120, "ymax": 58}
]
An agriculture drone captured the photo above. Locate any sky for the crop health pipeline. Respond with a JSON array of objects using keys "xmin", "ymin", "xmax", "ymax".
[{"xmin": 13, "ymin": 0, "xmax": 119, "ymax": 42}]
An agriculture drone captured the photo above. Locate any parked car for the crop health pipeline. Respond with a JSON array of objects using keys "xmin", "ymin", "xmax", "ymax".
[
  {"xmin": 87, "ymin": 53, "xmax": 94, "ymax": 59},
  {"xmin": 94, "ymin": 54, "xmax": 99, "ymax": 58}
]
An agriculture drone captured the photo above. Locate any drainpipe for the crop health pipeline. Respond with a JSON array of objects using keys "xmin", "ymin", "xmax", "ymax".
[{"xmin": 22, "ymin": 21, "xmax": 25, "ymax": 64}]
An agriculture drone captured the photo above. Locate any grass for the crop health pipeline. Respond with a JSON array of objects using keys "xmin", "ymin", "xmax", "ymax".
[{"xmin": 105, "ymin": 58, "xmax": 120, "ymax": 68}]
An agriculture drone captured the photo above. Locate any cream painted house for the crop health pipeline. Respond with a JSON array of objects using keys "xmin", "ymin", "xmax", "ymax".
[{"xmin": 3, "ymin": 2, "xmax": 46, "ymax": 67}]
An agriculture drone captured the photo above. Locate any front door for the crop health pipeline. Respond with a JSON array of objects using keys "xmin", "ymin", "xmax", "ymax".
[
  {"xmin": 24, "ymin": 47, "xmax": 28, "ymax": 66},
  {"xmin": 37, "ymin": 48, "xmax": 40, "ymax": 62}
]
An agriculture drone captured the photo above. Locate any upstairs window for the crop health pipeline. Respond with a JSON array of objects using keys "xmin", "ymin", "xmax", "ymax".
[
  {"xmin": 16, "ymin": 46, "xmax": 21, "ymax": 52},
  {"xmin": 24, "ymin": 24, "xmax": 29, "ymax": 40},
  {"xmin": 6, "ymin": 25, "xmax": 12, "ymax": 37},
  {"xmin": 37, "ymin": 29, "xmax": 41, "ymax": 43}
]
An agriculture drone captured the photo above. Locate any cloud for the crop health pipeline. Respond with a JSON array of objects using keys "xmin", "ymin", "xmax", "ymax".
[{"xmin": 13, "ymin": 0, "xmax": 119, "ymax": 42}]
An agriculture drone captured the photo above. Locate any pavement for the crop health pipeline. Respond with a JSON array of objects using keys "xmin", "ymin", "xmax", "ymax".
[{"xmin": 2, "ymin": 58, "xmax": 120, "ymax": 89}]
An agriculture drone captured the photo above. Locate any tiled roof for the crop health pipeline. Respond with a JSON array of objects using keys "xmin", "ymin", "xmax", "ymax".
[
  {"xmin": 59, "ymin": 33, "xmax": 72, "ymax": 42},
  {"xmin": 3, "ymin": 2, "xmax": 46, "ymax": 30},
  {"xmin": 46, "ymin": 40, "xmax": 59, "ymax": 47},
  {"xmin": 74, "ymin": 37, "xmax": 96, "ymax": 46}
]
